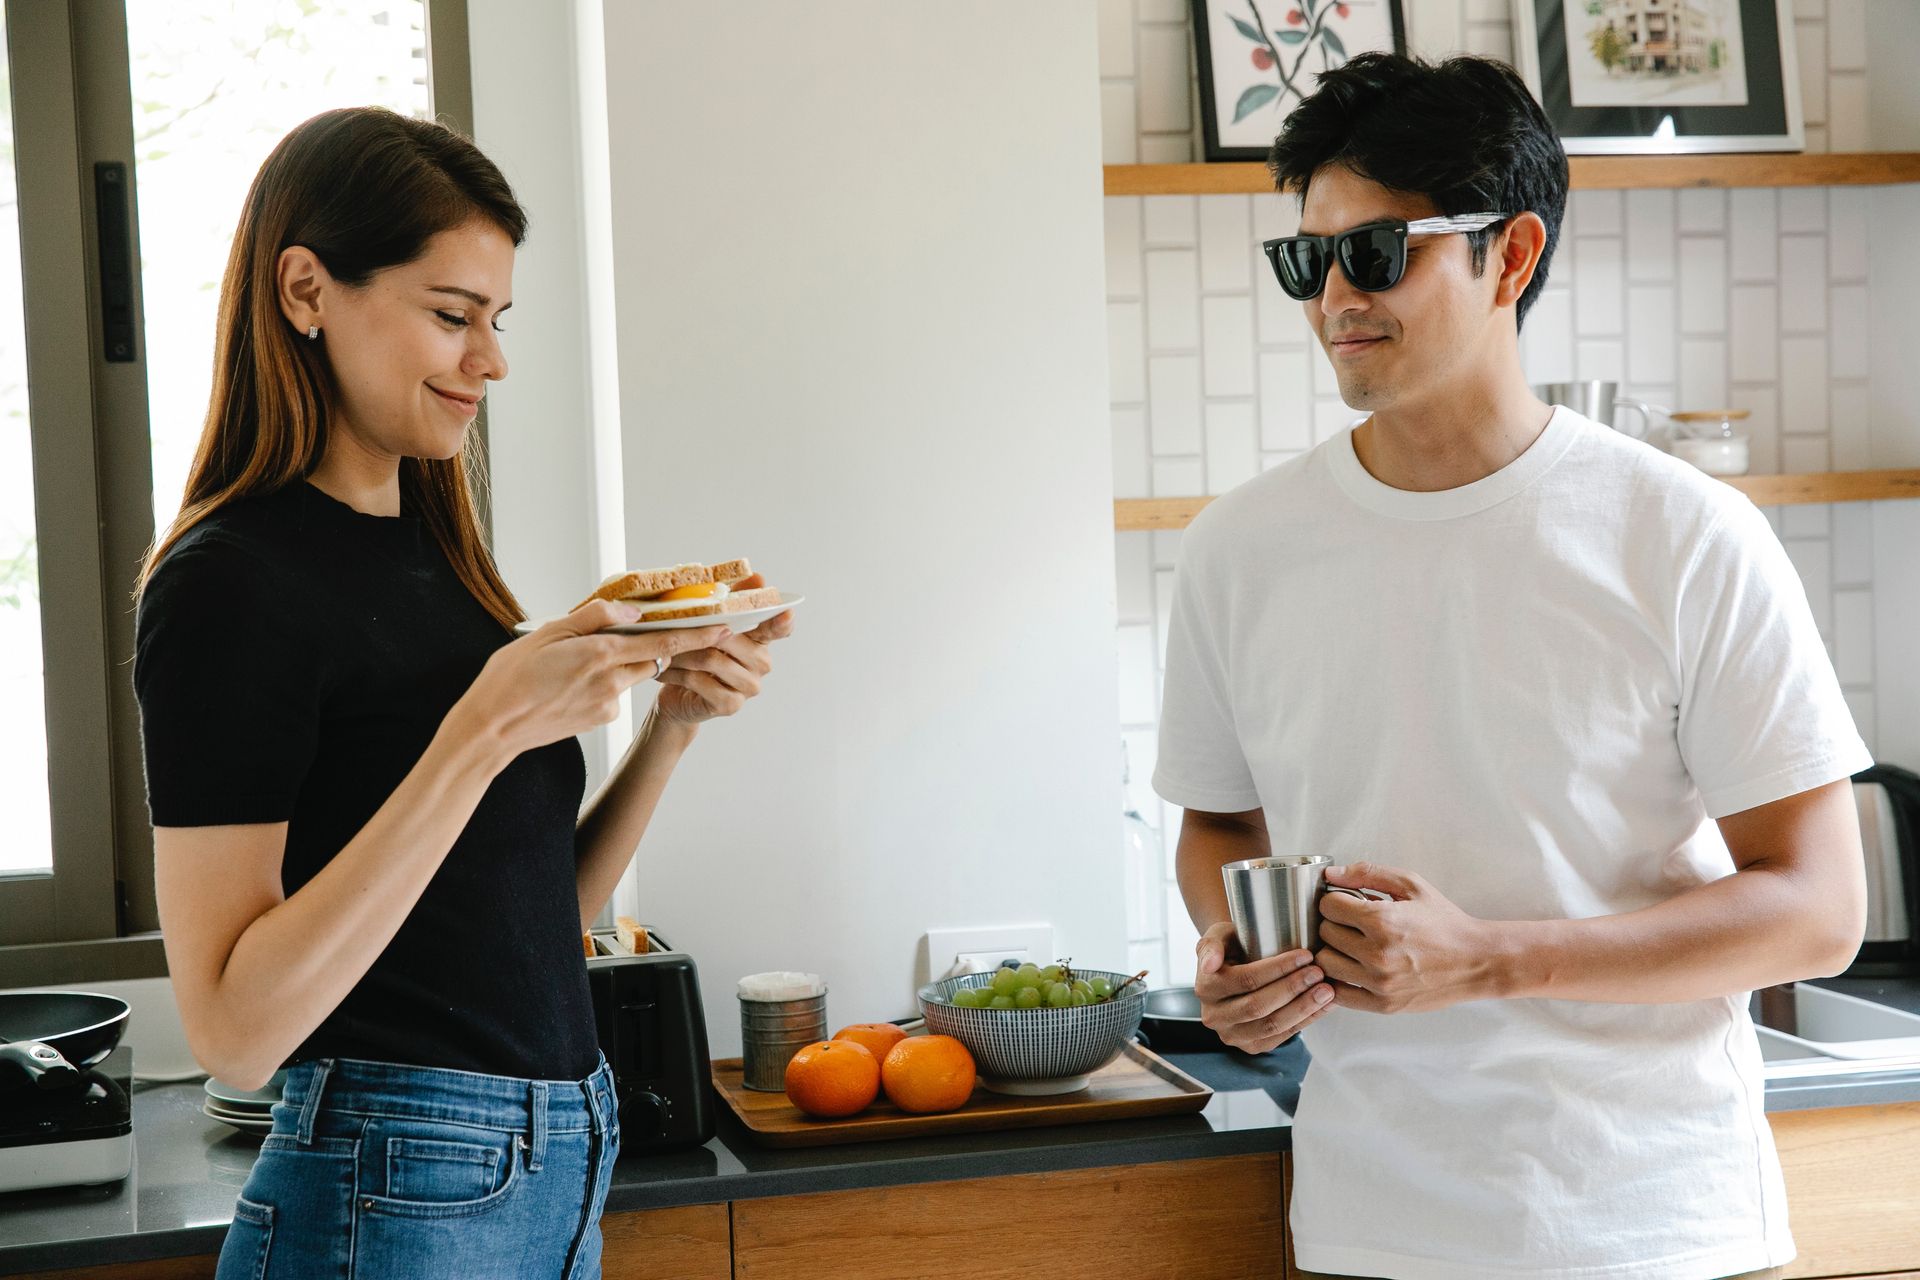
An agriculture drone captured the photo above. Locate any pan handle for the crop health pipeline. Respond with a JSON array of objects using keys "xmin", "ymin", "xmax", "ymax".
[{"xmin": 0, "ymin": 1041, "xmax": 82, "ymax": 1091}]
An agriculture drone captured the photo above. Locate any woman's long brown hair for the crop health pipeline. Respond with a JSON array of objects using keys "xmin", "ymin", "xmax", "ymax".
[{"xmin": 136, "ymin": 106, "xmax": 528, "ymax": 629}]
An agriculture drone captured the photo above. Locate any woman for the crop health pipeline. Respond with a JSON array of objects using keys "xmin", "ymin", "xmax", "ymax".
[{"xmin": 132, "ymin": 106, "xmax": 790, "ymax": 1279}]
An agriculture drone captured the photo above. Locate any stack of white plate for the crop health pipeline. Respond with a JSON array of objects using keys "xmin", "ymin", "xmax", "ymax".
[{"xmin": 202, "ymin": 1074, "xmax": 285, "ymax": 1135}]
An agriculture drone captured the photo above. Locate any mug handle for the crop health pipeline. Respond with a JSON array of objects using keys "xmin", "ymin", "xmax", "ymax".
[{"xmin": 1322, "ymin": 886, "xmax": 1393, "ymax": 904}]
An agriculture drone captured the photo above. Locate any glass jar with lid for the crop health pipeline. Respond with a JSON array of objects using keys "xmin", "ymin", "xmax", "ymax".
[{"xmin": 1667, "ymin": 409, "xmax": 1751, "ymax": 476}]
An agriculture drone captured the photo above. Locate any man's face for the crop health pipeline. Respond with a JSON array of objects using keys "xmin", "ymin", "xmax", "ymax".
[{"xmin": 1297, "ymin": 164, "xmax": 1506, "ymax": 412}]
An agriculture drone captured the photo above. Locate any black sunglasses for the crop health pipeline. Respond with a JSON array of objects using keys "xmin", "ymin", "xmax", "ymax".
[{"xmin": 1261, "ymin": 214, "xmax": 1510, "ymax": 301}]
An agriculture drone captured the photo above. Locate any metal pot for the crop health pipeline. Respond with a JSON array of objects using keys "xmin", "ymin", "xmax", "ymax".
[
  {"xmin": 1533, "ymin": 381, "xmax": 1668, "ymax": 442},
  {"xmin": 0, "ymin": 992, "xmax": 131, "ymax": 1092},
  {"xmin": 1136, "ymin": 986, "xmax": 1226, "ymax": 1054}
]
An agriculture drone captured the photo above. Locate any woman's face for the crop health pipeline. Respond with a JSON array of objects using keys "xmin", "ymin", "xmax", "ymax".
[{"xmin": 282, "ymin": 218, "xmax": 515, "ymax": 462}]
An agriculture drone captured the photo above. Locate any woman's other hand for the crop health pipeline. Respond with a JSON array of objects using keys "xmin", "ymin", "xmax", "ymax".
[{"xmin": 654, "ymin": 574, "xmax": 795, "ymax": 726}]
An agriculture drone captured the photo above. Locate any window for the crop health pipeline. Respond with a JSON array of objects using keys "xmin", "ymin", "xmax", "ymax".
[{"xmin": 0, "ymin": 0, "xmax": 470, "ymax": 978}]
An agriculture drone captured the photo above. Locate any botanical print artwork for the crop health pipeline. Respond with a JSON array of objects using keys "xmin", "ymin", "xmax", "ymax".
[
  {"xmin": 1200, "ymin": 0, "xmax": 1400, "ymax": 149},
  {"xmin": 1564, "ymin": 0, "xmax": 1750, "ymax": 108}
]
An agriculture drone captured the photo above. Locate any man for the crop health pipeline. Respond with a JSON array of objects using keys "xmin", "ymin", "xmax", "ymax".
[{"xmin": 1153, "ymin": 53, "xmax": 1869, "ymax": 1280}]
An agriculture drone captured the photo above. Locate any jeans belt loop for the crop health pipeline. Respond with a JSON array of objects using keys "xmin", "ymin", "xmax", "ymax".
[
  {"xmin": 527, "ymin": 1080, "xmax": 548, "ymax": 1173},
  {"xmin": 295, "ymin": 1059, "xmax": 334, "ymax": 1146}
]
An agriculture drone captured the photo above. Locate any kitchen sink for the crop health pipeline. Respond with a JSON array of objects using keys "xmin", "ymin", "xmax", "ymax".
[{"xmin": 1752, "ymin": 983, "xmax": 1920, "ymax": 1080}]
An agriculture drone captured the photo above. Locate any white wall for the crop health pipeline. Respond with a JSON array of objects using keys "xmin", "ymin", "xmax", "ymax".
[{"xmin": 592, "ymin": 2, "xmax": 1124, "ymax": 1054}]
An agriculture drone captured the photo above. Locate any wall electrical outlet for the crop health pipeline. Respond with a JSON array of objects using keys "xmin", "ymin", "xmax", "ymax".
[{"xmin": 924, "ymin": 924, "xmax": 1055, "ymax": 981}]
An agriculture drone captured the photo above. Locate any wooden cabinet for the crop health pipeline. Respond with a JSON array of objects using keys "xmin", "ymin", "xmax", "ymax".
[
  {"xmin": 18, "ymin": 1107, "xmax": 1920, "ymax": 1280},
  {"xmin": 1774, "ymin": 1103, "xmax": 1920, "ymax": 1280},
  {"xmin": 729, "ymin": 1154, "xmax": 1285, "ymax": 1280}
]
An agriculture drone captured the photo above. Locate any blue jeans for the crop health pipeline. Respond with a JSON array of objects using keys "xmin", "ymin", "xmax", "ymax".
[{"xmin": 216, "ymin": 1053, "xmax": 621, "ymax": 1280}]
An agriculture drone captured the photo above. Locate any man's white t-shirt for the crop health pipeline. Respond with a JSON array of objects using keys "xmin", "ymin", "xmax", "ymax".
[{"xmin": 1152, "ymin": 407, "xmax": 1872, "ymax": 1280}]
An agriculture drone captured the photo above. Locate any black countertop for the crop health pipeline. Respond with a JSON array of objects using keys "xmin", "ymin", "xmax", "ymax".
[{"xmin": 4, "ymin": 978, "xmax": 1918, "ymax": 1275}]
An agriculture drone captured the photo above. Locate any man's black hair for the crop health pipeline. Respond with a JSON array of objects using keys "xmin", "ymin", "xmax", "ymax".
[{"xmin": 1266, "ymin": 53, "xmax": 1569, "ymax": 330}]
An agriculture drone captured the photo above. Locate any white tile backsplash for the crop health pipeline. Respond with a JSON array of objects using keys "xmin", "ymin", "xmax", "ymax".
[
  {"xmin": 1828, "ymin": 73, "xmax": 1869, "ymax": 152},
  {"xmin": 1136, "ymin": 24, "xmax": 1192, "ymax": 134},
  {"xmin": 1626, "ymin": 190, "xmax": 1677, "ymax": 283},
  {"xmin": 1204, "ymin": 401, "xmax": 1259, "ymax": 494},
  {"xmin": 1101, "ymin": 0, "xmax": 1894, "ymax": 921},
  {"xmin": 1828, "ymin": 0, "xmax": 1867, "ymax": 70},
  {"xmin": 1678, "ymin": 339, "xmax": 1728, "ymax": 414},
  {"xmin": 1144, "ymin": 249, "xmax": 1200, "ymax": 348},
  {"xmin": 1781, "ymin": 335, "xmax": 1831, "ymax": 435},
  {"xmin": 1520, "ymin": 288, "xmax": 1573, "ymax": 385},
  {"xmin": 1730, "ymin": 190, "xmax": 1780, "ymax": 282},
  {"xmin": 1834, "ymin": 588, "xmax": 1875, "ymax": 686},
  {"xmin": 1830, "ymin": 285, "xmax": 1868, "ymax": 380},
  {"xmin": 1728, "ymin": 285, "xmax": 1779, "ymax": 384},
  {"xmin": 1678, "ymin": 188, "xmax": 1726, "ymax": 235},
  {"xmin": 1796, "ymin": 22, "xmax": 1829, "ymax": 124},
  {"xmin": 1148, "ymin": 354, "xmax": 1202, "ymax": 454},
  {"xmin": 1574, "ymin": 237, "xmax": 1625, "ymax": 335},
  {"xmin": 1108, "ymin": 301, "xmax": 1145, "ymax": 402},
  {"xmin": 1105, "ymin": 198, "xmax": 1143, "ymax": 298},
  {"xmin": 1779, "ymin": 188, "xmax": 1828, "ymax": 235},
  {"xmin": 1112, "ymin": 406, "xmax": 1149, "ymax": 499},
  {"xmin": 1096, "ymin": 0, "xmax": 1134, "ymax": 79},
  {"xmin": 1198, "ymin": 196, "xmax": 1252, "ymax": 291},
  {"xmin": 1829, "ymin": 189, "xmax": 1869, "ymax": 280},
  {"xmin": 1259, "ymin": 349, "xmax": 1312, "ymax": 451},
  {"xmin": 1678, "ymin": 238, "xmax": 1728, "ymax": 335},
  {"xmin": 1202, "ymin": 295, "xmax": 1255, "ymax": 397},
  {"xmin": 1779, "ymin": 234, "xmax": 1829, "ymax": 333},
  {"xmin": 1626, "ymin": 286, "xmax": 1677, "ymax": 384},
  {"xmin": 1143, "ymin": 195, "xmax": 1197, "ymax": 247}
]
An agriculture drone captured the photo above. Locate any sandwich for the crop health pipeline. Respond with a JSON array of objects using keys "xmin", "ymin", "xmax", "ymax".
[{"xmin": 573, "ymin": 558, "xmax": 783, "ymax": 622}]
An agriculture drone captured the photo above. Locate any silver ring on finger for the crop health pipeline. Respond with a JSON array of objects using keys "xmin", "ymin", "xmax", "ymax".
[{"xmin": 653, "ymin": 656, "xmax": 669, "ymax": 680}]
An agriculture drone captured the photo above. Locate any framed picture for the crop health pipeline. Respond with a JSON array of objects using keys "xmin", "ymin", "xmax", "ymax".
[
  {"xmin": 1191, "ymin": 0, "xmax": 1407, "ymax": 162},
  {"xmin": 1511, "ymin": 0, "xmax": 1803, "ymax": 153}
]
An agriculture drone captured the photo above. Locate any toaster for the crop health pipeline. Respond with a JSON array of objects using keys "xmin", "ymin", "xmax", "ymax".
[
  {"xmin": 1845, "ymin": 763, "xmax": 1920, "ymax": 978},
  {"xmin": 586, "ymin": 950, "xmax": 716, "ymax": 1154}
]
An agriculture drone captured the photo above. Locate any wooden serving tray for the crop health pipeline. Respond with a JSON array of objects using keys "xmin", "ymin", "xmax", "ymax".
[{"xmin": 711, "ymin": 1039, "xmax": 1213, "ymax": 1148}]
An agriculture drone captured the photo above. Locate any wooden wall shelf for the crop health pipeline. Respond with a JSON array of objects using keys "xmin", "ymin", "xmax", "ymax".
[
  {"xmin": 1115, "ymin": 470, "xmax": 1920, "ymax": 531},
  {"xmin": 1104, "ymin": 153, "xmax": 1920, "ymax": 197}
]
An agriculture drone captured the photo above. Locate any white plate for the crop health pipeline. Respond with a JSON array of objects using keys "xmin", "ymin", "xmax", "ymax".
[
  {"xmin": 202, "ymin": 1100, "xmax": 275, "ymax": 1134},
  {"xmin": 205, "ymin": 1072, "xmax": 285, "ymax": 1110},
  {"xmin": 514, "ymin": 592, "xmax": 804, "ymax": 637}
]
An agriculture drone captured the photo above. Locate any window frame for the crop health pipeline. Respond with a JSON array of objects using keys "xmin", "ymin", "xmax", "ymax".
[{"xmin": 0, "ymin": 0, "xmax": 479, "ymax": 984}]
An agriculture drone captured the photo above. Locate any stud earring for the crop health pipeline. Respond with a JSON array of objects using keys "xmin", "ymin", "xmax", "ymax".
[{"xmin": 307, "ymin": 325, "xmax": 320, "ymax": 340}]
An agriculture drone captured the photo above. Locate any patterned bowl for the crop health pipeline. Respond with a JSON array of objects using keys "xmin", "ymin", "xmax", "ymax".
[{"xmin": 918, "ymin": 969, "xmax": 1146, "ymax": 1094}]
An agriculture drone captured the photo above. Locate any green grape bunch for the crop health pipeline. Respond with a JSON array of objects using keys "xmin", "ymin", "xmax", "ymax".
[{"xmin": 944, "ymin": 960, "xmax": 1147, "ymax": 1010}]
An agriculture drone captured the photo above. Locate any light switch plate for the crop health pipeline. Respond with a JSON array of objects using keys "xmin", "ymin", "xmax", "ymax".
[{"xmin": 924, "ymin": 924, "xmax": 1055, "ymax": 981}]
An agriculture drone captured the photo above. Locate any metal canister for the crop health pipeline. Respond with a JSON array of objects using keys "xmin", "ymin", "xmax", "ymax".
[{"xmin": 737, "ymin": 972, "xmax": 828, "ymax": 1091}]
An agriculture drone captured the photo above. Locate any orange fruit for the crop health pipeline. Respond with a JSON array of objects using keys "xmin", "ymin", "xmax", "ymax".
[
  {"xmin": 880, "ymin": 1035, "xmax": 977, "ymax": 1114},
  {"xmin": 783, "ymin": 1040, "xmax": 880, "ymax": 1119},
  {"xmin": 833, "ymin": 1022, "xmax": 908, "ymax": 1062}
]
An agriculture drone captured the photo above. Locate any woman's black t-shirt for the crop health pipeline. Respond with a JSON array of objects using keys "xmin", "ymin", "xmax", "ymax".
[{"xmin": 133, "ymin": 480, "xmax": 599, "ymax": 1081}]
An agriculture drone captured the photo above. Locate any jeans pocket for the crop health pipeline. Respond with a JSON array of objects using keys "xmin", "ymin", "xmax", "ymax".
[
  {"xmin": 356, "ymin": 1119, "xmax": 522, "ymax": 1219},
  {"xmin": 214, "ymin": 1196, "xmax": 273, "ymax": 1280}
]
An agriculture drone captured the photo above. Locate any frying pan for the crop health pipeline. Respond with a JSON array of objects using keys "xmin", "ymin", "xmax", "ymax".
[
  {"xmin": 1136, "ymin": 986, "xmax": 1227, "ymax": 1054},
  {"xmin": 0, "ymin": 992, "xmax": 130, "ymax": 1092}
]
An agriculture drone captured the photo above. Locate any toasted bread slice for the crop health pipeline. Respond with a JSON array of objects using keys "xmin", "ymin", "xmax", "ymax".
[
  {"xmin": 573, "ymin": 560, "xmax": 756, "ymax": 612},
  {"xmin": 708, "ymin": 558, "xmax": 753, "ymax": 586},
  {"xmin": 575, "ymin": 564, "xmax": 710, "ymax": 611},
  {"xmin": 613, "ymin": 586, "xmax": 783, "ymax": 624},
  {"xmin": 615, "ymin": 916, "xmax": 650, "ymax": 955}
]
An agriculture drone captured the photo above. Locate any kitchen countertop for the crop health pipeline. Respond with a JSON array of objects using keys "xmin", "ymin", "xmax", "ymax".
[{"xmin": 4, "ymin": 976, "xmax": 1918, "ymax": 1275}]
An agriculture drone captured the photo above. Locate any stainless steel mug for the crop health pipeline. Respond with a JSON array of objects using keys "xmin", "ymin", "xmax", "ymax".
[
  {"xmin": 1221, "ymin": 855, "xmax": 1390, "ymax": 962},
  {"xmin": 1532, "ymin": 380, "xmax": 1666, "ymax": 442}
]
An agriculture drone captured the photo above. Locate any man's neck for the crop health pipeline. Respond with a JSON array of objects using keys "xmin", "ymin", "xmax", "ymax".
[{"xmin": 1351, "ymin": 372, "xmax": 1554, "ymax": 494}]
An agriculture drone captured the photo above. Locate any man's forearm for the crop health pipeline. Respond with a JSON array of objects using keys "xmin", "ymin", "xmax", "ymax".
[
  {"xmin": 1491, "ymin": 860, "xmax": 1863, "ymax": 1005},
  {"xmin": 1175, "ymin": 813, "xmax": 1272, "ymax": 936}
]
